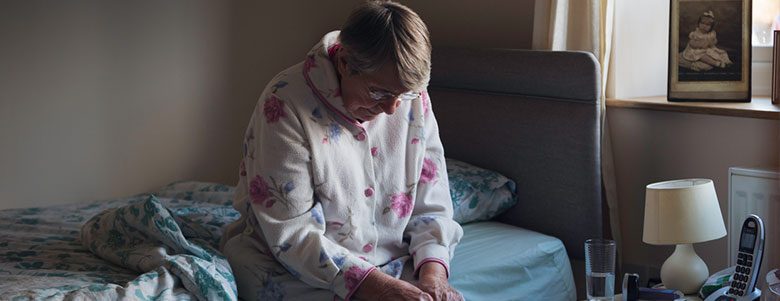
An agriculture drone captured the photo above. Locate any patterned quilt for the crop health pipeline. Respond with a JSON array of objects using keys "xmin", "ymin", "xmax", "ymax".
[{"xmin": 0, "ymin": 182, "xmax": 241, "ymax": 300}]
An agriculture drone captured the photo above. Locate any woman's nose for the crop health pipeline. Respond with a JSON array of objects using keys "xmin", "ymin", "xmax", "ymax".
[{"xmin": 380, "ymin": 99, "xmax": 401, "ymax": 115}]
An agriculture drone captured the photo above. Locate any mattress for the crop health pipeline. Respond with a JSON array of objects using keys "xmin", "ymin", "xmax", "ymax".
[
  {"xmin": 0, "ymin": 181, "xmax": 574, "ymax": 300},
  {"xmin": 450, "ymin": 222, "xmax": 576, "ymax": 301}
]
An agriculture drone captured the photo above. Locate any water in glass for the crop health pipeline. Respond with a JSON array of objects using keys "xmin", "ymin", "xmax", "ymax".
[
  {"xmin": 585, "ymin": 238, "xmax": 616, "ymax": 301},
  {"xmin": 586, "ymin": 271, "xmax": 615, "ymax": 300}
]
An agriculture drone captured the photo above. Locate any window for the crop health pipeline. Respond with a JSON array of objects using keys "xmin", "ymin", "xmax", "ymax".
[
  {"xmin": 751, "ymin": 0, "xmax": 778, "ymax": 95},
  {"xmin": 752, "ymin": 0, "xmax": 780, "ymax": 48}
]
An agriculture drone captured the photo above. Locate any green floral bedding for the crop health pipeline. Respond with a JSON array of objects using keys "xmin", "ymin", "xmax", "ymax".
[{"xmin": 0, "ymin": 182, "xmax": 240, "ymax": 300}]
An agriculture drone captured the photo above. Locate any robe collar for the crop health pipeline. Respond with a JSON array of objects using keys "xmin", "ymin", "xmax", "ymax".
[{"xmin": 302, "ymin": 31, "xmax": 367, "ymax": 135}]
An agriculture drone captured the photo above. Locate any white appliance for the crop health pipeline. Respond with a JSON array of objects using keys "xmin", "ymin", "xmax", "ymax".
[{"xmin": 729, "ymin": 167, "xmax": 780, "ymax": 291}]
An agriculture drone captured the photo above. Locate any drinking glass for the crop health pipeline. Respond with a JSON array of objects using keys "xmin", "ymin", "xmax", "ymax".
[{"xmin": 585, "ymin": 239, "xmax": 616, "ymax": 301}]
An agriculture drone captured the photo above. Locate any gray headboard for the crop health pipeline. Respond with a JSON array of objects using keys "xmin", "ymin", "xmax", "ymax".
[{"xmin": 429, "ymin": 48, "xmax": 604, "ymax": 260}]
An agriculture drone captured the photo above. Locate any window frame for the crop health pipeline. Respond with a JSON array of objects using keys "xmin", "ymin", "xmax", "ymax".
[{"xmin": 750, "ymin": 0, "xmax": 777, "ymax": 95}]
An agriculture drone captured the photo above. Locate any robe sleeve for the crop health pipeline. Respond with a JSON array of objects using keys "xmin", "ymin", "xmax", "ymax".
[{"xmin": 404, "ymin": 91, "xmax": 464, "ymax": 278}]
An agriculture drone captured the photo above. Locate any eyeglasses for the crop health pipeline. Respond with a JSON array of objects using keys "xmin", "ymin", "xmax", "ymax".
[{"xmin": 368, "ymin": 89, "xmax": 421, "ymax": 102}]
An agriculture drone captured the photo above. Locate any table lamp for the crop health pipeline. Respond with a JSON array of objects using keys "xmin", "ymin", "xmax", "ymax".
[{"xmin": 643, "ymin": 179, "xmax": 727, "ymax": 294}]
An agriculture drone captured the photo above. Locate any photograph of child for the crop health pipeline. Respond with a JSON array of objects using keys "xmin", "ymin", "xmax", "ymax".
[
  {"xmin": 679, "ymin": 11, "xmax": 733, "ymax": 71},
  {"xmin": 677, "ymin": 1, "xmax": 743, "ymax": 82}
]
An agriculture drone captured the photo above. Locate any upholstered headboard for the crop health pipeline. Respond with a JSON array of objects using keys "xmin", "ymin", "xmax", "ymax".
[{"xmin": 429, "ymin": 48, "xmax": 604, "ymax": 260}]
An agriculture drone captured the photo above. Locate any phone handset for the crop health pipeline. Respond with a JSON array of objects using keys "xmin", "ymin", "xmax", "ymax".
[
  {"xmin": 730, "ymin": 214, "xmax": 764, "ymax": 297},
  {"xmin": 704, "ymin": 214, "xmax": 764, "ymax": 301}
]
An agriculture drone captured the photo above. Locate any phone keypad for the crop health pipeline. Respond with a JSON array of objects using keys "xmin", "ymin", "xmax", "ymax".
[{"xmin": 728, "ymin": 252, "xmax": 754, "ymax": 296}]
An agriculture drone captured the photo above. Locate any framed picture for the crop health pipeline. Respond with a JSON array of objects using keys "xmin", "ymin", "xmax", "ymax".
[
  {"xmin": 668, "ymin": 0, "xmax": 752, "ymax": 102},
  {"xmin": 773, "ymin": 30, "xmax": 779, "ymax": 104}
]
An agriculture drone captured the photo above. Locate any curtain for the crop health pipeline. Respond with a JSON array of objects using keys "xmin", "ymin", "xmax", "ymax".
[{"xmin": 533, "ymin": 0, "xmax": 622, "ymax": 270}]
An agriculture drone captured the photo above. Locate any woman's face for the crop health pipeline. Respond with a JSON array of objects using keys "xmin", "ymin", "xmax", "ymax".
[{"xmin": 335, "ymin": 51, "xmax": 408, "ymax": 122}]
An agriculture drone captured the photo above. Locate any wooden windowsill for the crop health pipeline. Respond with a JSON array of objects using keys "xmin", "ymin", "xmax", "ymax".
[{"xmin": 606, "ymin": 96, "xmax": 780, "ymax": 120}]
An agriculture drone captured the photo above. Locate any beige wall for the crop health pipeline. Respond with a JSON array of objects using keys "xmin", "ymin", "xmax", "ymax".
[
  {"xmin": 609, "ymin": 108, "xmax": 780, "ymax": 279},
  {"xmin": 0, "ymin": 0, "xmax": 534, "ymax": 210},
  {"xmin": 0, "ymin": 1, "xmax": 360, "ymax": 209},
  {"xmin": 400, "ymin": 0, "xmax": 534, "ymax": 49}
]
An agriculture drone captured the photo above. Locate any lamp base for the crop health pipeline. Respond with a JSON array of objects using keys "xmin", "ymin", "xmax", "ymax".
[{"xmin": 660, "ymin": 244, "xmax": 709, "ymax": 294}]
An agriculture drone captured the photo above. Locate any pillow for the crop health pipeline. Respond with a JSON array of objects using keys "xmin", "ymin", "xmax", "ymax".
[{"xmin": 446, "ymin": 158, "xmax": 517, "ymax": 224}]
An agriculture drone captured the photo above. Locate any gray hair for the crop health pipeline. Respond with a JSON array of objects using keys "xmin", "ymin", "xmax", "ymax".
[{"xmin": 339, "ymin": 1, "xmax": 431, "ymax": 91}]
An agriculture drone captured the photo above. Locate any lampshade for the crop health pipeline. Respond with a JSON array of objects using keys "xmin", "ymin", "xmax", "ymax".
[{"xmin": 643, "ymin": 179, "xmax": 727, "ymax": 245}]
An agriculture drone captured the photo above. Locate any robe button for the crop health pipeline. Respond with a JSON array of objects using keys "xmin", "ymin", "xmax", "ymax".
[
  {"xmin": 356, "ymin": 132, "xmax": 366, "ymax": 141},
  {"xmin": 371, "ymin": 147, "xmax": 378, "ymax": 157},
  {"xmin": 364, "ymin": 187, "xmax": 374, "ymax": 197}
]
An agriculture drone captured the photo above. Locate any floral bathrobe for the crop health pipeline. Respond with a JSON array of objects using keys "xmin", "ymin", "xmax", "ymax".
[{"xmin": 220, "ymin": 31, "xmax": 463, "ymax": 300}]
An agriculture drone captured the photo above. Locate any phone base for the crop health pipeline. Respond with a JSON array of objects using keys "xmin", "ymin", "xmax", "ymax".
[{"xmin": 703, "ymin": 286, "xmax": 760, "ymax": 301}]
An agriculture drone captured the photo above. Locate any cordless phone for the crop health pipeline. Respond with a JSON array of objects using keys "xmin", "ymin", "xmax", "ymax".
[
  {"xmin": 704, "ymin": 214, "xmax": 765, "ymax": 301},
  {"xmin": 729, "ymin": 215, "xmax": 764, "ymax": 297}
]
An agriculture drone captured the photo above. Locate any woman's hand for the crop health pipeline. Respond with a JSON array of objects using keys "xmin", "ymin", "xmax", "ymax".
[
  {"xmin": 355, "ymin": 269, "xmax": 433, "ymax": 301},
  {"xmin": 417, "ymin": 262, "xmax": 464, "ymax": 301}
]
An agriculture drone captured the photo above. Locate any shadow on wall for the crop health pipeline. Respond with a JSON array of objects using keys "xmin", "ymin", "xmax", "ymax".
[
  {"xmin": 0, "ymin": 0, "xmax": 534, "ymax": 209},
  {"xmin": 0, "ymin": 1, "xmax": 359, "ymax": 209}
]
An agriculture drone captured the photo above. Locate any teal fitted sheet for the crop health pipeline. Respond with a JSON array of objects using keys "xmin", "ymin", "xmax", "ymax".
[{"xmin": 450, "ymin": 222, "xmax": 576, "ymax": 301}]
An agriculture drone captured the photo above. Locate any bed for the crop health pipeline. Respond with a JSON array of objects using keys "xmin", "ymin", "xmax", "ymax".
[
  {"xmin": 430, "ymin": 48, "xmax": 605, "ymax": 300},
  {"xmin": 0, "ymin": 182, "xmax": 238, "ymax": 300},
  {"xmin": 0, "ymin": 48, "xmax": 604, "ymax": 300}
]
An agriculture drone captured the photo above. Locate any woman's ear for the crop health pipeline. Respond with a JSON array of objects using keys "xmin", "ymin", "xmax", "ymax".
[{"xmin": 336, "ymin": 50, "xmax": 350, "ymax": 76}]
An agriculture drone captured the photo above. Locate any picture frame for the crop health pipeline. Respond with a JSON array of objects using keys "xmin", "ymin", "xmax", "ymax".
[
  {"xmin": 773, "ymin": 30, "xmax": 779, "ymax": 104},
  {"xmin": 668, "ymin": 0, "xmax": 752, "ymax": 102}
]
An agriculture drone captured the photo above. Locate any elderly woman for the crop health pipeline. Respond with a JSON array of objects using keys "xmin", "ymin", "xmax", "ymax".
[{"xmin": 220, "ymin": 1, "xmax": 463, "ymax": 300}]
